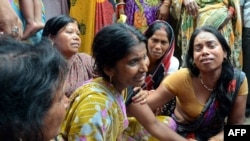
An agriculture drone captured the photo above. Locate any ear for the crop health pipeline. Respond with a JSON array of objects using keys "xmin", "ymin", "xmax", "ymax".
[
  {"xmin": 103, "ymin": 66, "xmax": 114, "ymax": 78},
  {"xmin": 49, "ymin": 34, "xmax": 56, "ymax": 45},
  {"xmin": 224, "ymin": 51, "xmax": 227, "ymax": 58}
]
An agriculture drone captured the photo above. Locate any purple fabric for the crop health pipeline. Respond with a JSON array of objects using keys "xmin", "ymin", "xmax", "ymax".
[{"xmin": 125, "ymin": 0, "xmax": 161, "ymax": 26}]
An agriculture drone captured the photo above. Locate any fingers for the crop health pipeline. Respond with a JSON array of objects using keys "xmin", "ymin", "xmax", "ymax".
[
  {"xmin": 184, "ymin": 0, "xmax": 199, "ymax": 17},
  {"xmin": 132, "ymin": 90, "xmax": 148, "ymax": 104}
]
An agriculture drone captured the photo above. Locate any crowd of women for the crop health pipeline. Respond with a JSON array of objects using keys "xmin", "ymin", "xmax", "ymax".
[{"xmin": 0, "ymin": 0, "xmax": 249, "ymax": 141}]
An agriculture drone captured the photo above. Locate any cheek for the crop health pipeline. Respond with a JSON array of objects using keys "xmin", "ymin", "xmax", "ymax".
[
  {"xmin": 43, "ymin": 102, "xmax": 66, "ymax": 140},
  {"xmin": 162, "ymin": 44, "xmax": 169, "ymax": 52}
]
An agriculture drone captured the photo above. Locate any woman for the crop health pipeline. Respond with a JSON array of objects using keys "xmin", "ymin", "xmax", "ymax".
[
  {"xmin": 116, "ymin": 0, "xmax": 171, "ymax": 32},
  {"xmin": 59, "ymin": 23, "xmax": 192, "ymax": 141},
  {"xmin": 171, "ymin": 0, "xmax": 242, "ymax": 69},
  {"xmin": 144, "ymin": 20, "xmax": 179, "ymax": 115},
  {"xmin": 0, "ymin": 36, "xmax": 69, "ymax": 141},
  {"xmin": 42, "ymin": 15, "xmax": 96, "ymax": 97},
  {"xmin": 134, "ymin": 25, "xmax": 248, "ymax": 140},
  {"xmin": 69, "ymin": 0, "xmax": 116, "ymax": 54}
]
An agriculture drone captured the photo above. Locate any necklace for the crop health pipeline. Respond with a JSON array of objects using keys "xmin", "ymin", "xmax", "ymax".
[{"xmin": 199, "ymin": 76, "xmax": 214, "ymax": 92}]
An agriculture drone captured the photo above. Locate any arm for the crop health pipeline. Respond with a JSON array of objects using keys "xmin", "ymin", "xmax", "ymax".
[
  {"xmin": 183, "ymin": 0, "xmax": 199, "ymax": 17},
  {"xmin": 157, "ymin": 0, "xmax": 171, "ymax": 21},
  {"xmin": 0, "ymin": 0, "xmax": 23, "ymax": 39},
  {"xmin": 132, "ymin": 83, "xmax": 175, "ymax": 111},
  {"xmin": 116, "ymin": 0, "xmax": 125, "ymax": 21},
  {"xmin": 127, "ymin": 101, "xmax": 189, "ymax": 141}
]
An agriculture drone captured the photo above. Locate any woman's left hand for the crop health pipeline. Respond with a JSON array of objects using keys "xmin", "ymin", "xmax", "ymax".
[
  {"xmin": 184, "ymin": 0, "xmax": 199, "ymax": 17},
  {"xmin": 132, "ymin": 88, "xmax": 148, "ymax": 104}
]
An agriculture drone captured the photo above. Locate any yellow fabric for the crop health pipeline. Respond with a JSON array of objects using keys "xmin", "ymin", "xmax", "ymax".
[
  {"xmin": 69, "ymin": 0, "xmax": 96, "ymax": 54},
  {"xmin": 162, "ymin": 68, "xmax": 248, "ymax": 119},
  {"xmin": 60, "ymin": 77, "xmax": 128, "ymax": 141},
  {"xmin": 171, "ymin": 0, "xmax": 242, "ymax": 69},
  {"xmin": 122, "ymin": 116, "xmax": 173, "ymax": 141}
]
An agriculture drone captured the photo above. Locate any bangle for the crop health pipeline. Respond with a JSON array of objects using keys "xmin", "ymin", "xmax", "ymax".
[
  {"xmin": 228, "ymin": 6, "xmax": 235, "ymax": 16},
  {"xmin": 162, "ymin": 0, "xmax": 171, "ymax": 7},
  {"xmin": 116, "ymin": 2, "xmax": 126, "ymax": 8}
]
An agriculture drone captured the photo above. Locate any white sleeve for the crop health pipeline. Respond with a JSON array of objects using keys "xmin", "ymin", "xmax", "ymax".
[{"xmin": 166, "ymin": 56, "xmax": 180, "ymax": 75}]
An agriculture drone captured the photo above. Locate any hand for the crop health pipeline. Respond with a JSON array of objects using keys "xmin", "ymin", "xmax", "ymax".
[
  {"xmin": 131, "ymin": 88, "xmax": 148, "ymax": 104},
  {"xmin": 183, "ymin": 0, "xmax": 199, "ymax": 17},
  {"xmin": 218, "ymin": 10, "xmax": 234, "ymax": 30},
  {"xmin": 157, "ymin": 4, "xmax": 170, "ymax": 21},
  {"xmin": 0, "ymin": 1, "xmax": 23, "ymax": 40}
]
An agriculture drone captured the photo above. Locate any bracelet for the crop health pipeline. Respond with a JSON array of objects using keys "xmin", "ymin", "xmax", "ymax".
[
  {"xmin": 116, "ymin": 2, "xmax": 126, "ymax": 8},
  {"xmin": 228, "ymin": 6, "xmax": 235, "ymax": 16}
]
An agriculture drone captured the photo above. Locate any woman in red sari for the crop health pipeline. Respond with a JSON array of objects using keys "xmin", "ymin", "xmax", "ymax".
[{"xmin": 143, "ymin": 20, "xmax": 179, "ymax": 116}]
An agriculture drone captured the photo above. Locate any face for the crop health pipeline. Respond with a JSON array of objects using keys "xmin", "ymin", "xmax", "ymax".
[
  {"xmin": 52, "ymin": 22, "xmax": 81, "ymax": 59},
  {"xmin": 147, "ymin": 28, "xmax": 169, "ymax": 62},
  {"xmin": 193, "ymin": 31, "xmax": 227, "ymax": 72},
  {"xmin": 111, "ymin": 43, "xmax": 149, "ymax": 92},
  {"xmin": 42, "ymin": 82, "xmax": 69, "ymax": 140}
]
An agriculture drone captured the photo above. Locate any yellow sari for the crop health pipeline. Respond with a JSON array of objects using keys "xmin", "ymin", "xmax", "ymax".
[{"xmin": 70, "ymin": 0, "xmax": 116, "ymax": 54}]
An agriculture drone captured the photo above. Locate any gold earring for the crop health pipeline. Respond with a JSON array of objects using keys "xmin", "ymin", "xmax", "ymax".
[{"xmin": 109, "ymin": 75, "xmax": 112, "ymax": 83}]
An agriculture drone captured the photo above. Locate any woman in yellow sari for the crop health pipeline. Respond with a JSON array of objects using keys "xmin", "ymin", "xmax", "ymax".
[
  {"xmin": 69, "ymin": 0, "xmax": 116, "ymax": 54},
  {"xmin": 171, "ymin": 0, "xmax": 242, "ymax": 69}
]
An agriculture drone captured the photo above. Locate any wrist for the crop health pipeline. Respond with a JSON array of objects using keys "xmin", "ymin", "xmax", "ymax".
[
  {"xmin": 116, "ymin": 2, "xmax": 125, "ymax": 9},
  {"xmin": 162, "ymin": 0, "xmax": 171, "ymax": 7}
]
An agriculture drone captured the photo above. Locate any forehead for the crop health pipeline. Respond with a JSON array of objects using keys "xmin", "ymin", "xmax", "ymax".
[
  {"xmin": 128, "ymin": 42, "xmax": 146, "ymax": 53},
  {"xmin": 152, "ymin": 29, "xmax": 168, "ymax": 37},
  {"xmin": 121, "ymin": 42, "xmax": 147, "ymax": 59},
  {"xmin": 194, "ymin": 31, "xmax": 218, "ymax": 43}
]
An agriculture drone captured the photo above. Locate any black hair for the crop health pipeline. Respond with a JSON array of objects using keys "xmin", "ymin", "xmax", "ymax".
[
  {"xmin": 42, "ymin": 15, "xmax": 79, "ymax": 37},
  {"xmin": 0, "ymin": 36, "xmax": 68, "ymax": 141},
  {"xmin": 92, "ymin": 23, "xmax": 147, "ymax": 81},
  {"xmin": 144, "ymin": 20, "xmax": 173, "ymax": 44},
  {"xmin": 185, "ymin": 25, "xmax": 234, "ymax": 117}
]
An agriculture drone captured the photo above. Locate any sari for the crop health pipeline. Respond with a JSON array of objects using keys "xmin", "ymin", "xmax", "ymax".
[
  {"xmin": 171, "ymin": 0, "xmax": 242, "ymax": 69},
  {"xmin": 10, "ymin": 0, "xmax": 45, "ymax": 44},
  {"xmin": 69, "ymin": 0, "xmax": 116, "ymax": 54},
  {"xmin": 143, "ymin": 21, "xmax": 177, "ymax": 116},
  {"xmin": 173, "ymin": 69, "xmax": 246, "ymax": 140},
  {"xmin": 60, "ymin": 77, "xmax": 129, "ymax": 141},
  {"xmin": 64, "ymin": 53, "xmax": 95, "ymax": 97},
  {"xmin": 125, "ymin": 0, "xmax": 162, "ymax": 32},
  {"xmin": 122, "ymin": 21, "xmax": 178, "ymax": 140}
]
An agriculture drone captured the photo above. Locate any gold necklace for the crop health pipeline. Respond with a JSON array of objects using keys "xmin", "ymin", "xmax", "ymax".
[{"xmin": 199, "ymin": 76, "xmax": 214, "ymax": 92}]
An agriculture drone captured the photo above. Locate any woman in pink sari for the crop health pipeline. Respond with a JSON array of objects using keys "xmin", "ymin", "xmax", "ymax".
[{"xmin": 42, "ymin": 15, "xmax": 96, "ymax": 97}]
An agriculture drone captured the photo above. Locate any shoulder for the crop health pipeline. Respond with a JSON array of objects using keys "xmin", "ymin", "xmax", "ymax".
[{"xmin": 163, "ymin": 68, "xmax": 190, "ymax": 84}]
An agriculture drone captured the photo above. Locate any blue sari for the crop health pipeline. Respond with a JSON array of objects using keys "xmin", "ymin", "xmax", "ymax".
[{"xmin": 10, "ymin": 0, "xmax": 45, "ymax": 44}]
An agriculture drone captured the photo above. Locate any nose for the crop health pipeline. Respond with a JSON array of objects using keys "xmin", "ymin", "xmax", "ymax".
[
  {"xmin": 201, "ymin": 47, "xmax": 209, "ymax": 55},
  {"xmin": 73, "ymin": 33, "xmax": 80, "ymax": 40},
  {"xmin": 155, "ymin": 42, "xmax": 161, "ymax": 50},
  {"xmin": 139, "ymin": 57, "xmax": 149, "ymax": 72}
]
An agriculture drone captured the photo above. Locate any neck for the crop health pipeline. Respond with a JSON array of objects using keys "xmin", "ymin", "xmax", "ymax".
[{"xmin": 199, "ymin": 75, "xmax": 215, "ymax": 92}]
